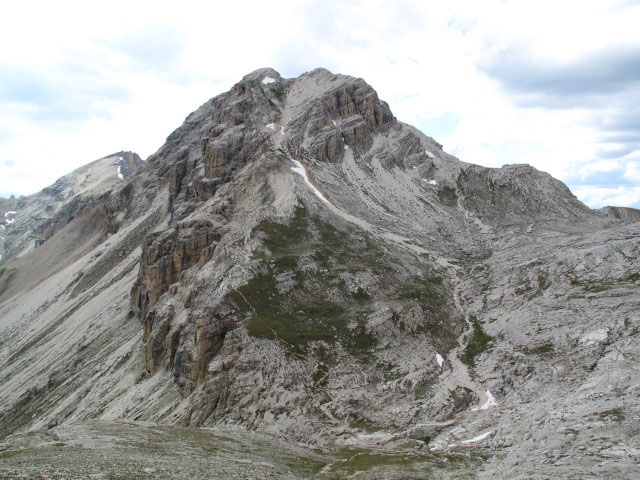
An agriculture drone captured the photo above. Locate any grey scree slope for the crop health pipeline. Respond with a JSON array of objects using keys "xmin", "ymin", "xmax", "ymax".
[{"xmin": 0, "ymin": 68, "xmax": 638, "ymax": 479}]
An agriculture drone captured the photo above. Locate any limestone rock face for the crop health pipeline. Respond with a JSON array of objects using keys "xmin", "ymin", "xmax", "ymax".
[
  {"xmin": 1, "ymin": 68, "xmax": 638, "ymax": 480},
  {"xmin": 598, "ymin": 205, "xmax": 640, "ymax": 222},
  {"xmin": 132, "ymin": 220, "xmax": 221, "ymax": 320}
]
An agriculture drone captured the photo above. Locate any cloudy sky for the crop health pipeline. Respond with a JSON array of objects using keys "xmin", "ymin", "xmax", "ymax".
[{"xmin": 1, "ymin": 0, "xmax": 638, "ymax": 208}]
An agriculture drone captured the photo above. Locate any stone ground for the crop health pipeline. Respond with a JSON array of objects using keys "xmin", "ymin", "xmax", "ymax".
[{"xmin": 0, "ymin": 421, "xmax": 483, "ymax": 479}]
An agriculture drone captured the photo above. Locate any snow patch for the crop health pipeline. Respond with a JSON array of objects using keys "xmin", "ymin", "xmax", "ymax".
[
  {"xmin": 290, "ymin": 159, "xmax": 329, "ymax": 203},
  {"xmin": 580, "ymin": 328, "xmax": 609, "ymax": 346},
  {"xmin": 332, "ymin": 120, "xmax": 337, "ymax": 126},
  {"xmin": 461, "ymin": 431, "xmax": 493, "ymax": 444},
  {"xmin": 436, "ymin": 353, "xmax": 444, "ymax": 367},
  {"xmin": 472, "ymin": 390, "xmax": 497, "ymax": 411},
  {"xmin": 5, "ymin": 211, "xmax": 16, "ymax": 216},
  {"xmin": 425, "ymin": 150, "xmax": 435, "ymax": 159},
  {"xmin": 265, "ymin": 123, "xmax": 275, "ymax": 130},
  {"xmin": 280, "ymin": 125, "xmax": 285, "ymax": 136},
  {"xmin": 428, "ymin": 179, "xmax": 437, "ymax": 185},
  {"xmin": 262, "ymin": 76, "xmax": 276, "ymax": 84},
  {"xmin": 117, "ymin": 166, "xmax": 124, "ymax": 180},
  {"xmin": 344, "ymin": 145, "xmax": 349, "ymax": 150}
]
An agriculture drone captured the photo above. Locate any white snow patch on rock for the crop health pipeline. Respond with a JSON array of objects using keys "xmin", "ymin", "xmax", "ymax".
[
  {"xmin": 5, "ymin": 211, "xmax": 16, "ymax": 216},
  {"xmin": 332, "ymin": 120, "xmax": 337, "ymax": 126},
  {"xmin": 280, "ymin": 125, "xmax": 285, "ymax": 136},
  {"xmin": 472, "ymin": 390, "xmax": 497, "ymax": 411},
  {"xmin": 426, "ymin": 179, "xmax": 437, "ymax": 185},
  {"xmin": 344, "ymin": 145, "xmax": 349, "ymax": 150},
  {"xmin": 461, "ymin": 431, "xmax": 493, "ymax": 444},
  {"xmin": 262, "ymin": 76, "xmax": 276, "ymax": 84},
  {"xmin": 290, "ymin": 159, "xmax": 329, "ymax": 203},
  {"xmin": 265, "ymin": 123, "xmax": 276, "ymax": 130},
  {"xmin": 117, "ymin": 166, "xmax": 124, "ymax": 180},
  {"xmin": 436, "ymin": 353, "xmax": 444, "ymax": 367},
  {"xmin": 580, "ymin": 328, "xmax": 609, "ymax": 346},
  {"xmin": 425, "ymin": 150, "xmax": 435, "ymax": 159}
]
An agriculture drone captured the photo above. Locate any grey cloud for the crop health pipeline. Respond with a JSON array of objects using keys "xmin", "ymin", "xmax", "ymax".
[
  {"xmin": 480, "ymin": 43, "xmax": 640, "ymax": 169},
  {"xmin": 597, "ymin": 145, "xmax": 640, "ymax": 159},
  {"xmin": 600, "ymin": 133, "xmax": 640, "ymax": 145},
  {"xmin": 480, "ymin": 45, "xmax": 640, "ymax": 100}
]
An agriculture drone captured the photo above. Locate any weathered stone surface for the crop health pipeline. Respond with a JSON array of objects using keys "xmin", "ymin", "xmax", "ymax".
[
  {"xmin": 132, "ymin": 220, "xmax": 220, "ymax": 320},
  {"xmin": 599, "ymin": 205, "xmax": 640, "ymax": 222}
]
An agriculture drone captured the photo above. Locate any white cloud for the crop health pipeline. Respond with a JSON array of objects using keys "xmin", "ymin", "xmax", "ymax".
[
  {"xmin": 572, "ymin": 185, "xmax": 640, "ymax": 209},
  {"xmin": 624, "ymin": 161, "xmax": 640, "ymax": 182},
  {"xmin": 577, "ymin": 159, "xmax": 622, "ymax": 179},
  {"xmin": 0, "ymin": 0, "xmax": 638, "ymax": 209}
]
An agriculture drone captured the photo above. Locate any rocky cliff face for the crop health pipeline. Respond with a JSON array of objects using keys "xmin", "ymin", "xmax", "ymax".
[
  {"xmin": 599, "ymin": 205, "xmax": 640, "ymax": 222},
  {"xmin": 0, "ymin": 68, "xmax": 638, "ymax": 479}
]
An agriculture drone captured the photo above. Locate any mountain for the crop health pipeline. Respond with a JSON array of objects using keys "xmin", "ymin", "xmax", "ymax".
[
  {"xmin": 0, "ymin": 68, "xmax": 638, "ymax": 479},
  {"xmin": 0, "ymin": 151, "xmax": 143, "ymax": 303}
]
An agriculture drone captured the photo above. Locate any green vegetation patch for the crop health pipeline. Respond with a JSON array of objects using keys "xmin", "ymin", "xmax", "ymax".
[
  {"xmin": 324, "ymin": 447, "xmax": 485, "ymax": 478},
  {"xmin": 395, "ymin": 275, "xmax": 443, "ymax": 310},
  {"xmin": 348, "ymin": 416, "xmax": 384, "ymax": 433},
  {"xmin": 535, "ymin": 273, "xmax": 551, "ymax": 296},
  {"xmin": 228, "ymin": 272, "xmax": 376, "ymax": 356},
  {"xmin": 270, "ymin": 83, "xmax": 287, "ymax": 102},
  {"xmin": 461, "ymin": 316, "xmax": 494, "ymax": 367},
  {"xmin": 523, "ymin": 343, "xmax": 554, "ymax": 355},
  {"xmin": 225, "ymin": 205, "xmax": 379, "ymax": 357},
  {"xmin": 436, "ymin": 185, "xmax": 458, "ymax": 206},
  {"xmin": 570, "ymin": 272, "xmax": 640, "ymax": 293},
  {"xmin": 597, "ymin": 408, "xmax": 625, "ymax": 422}
]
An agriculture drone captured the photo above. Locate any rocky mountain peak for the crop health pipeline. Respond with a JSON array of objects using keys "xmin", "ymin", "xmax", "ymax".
[{"xmin": 0, "ymin": 68, "xmax": 638, "ymax": 479}]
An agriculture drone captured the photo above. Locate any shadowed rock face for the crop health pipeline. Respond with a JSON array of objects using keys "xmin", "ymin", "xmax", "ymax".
[{"xmin": 1, "ymin": 68, "xmax": 639, "ymax": 480}]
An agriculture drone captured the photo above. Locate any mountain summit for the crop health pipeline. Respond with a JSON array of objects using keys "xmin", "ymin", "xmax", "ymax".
[{"xmin": 0, "ymin": 68, "xmax": 638, "ymax": 479}]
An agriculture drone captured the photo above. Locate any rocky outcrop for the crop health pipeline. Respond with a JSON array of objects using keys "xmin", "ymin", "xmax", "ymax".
[
  {"xmin": 456, "ymin": 163, "xmax": 592, "ymax": 225},
  {"xmin": 132, "ymin": 220, "xmax": 221, "ymax": 321},
  {"xmin": 288, "ymin": 69, "xmax": 396, "ymax": 163},
  {"xmin": 599, "ymin": 205, "xmax": 640, "ymax": 222}
]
